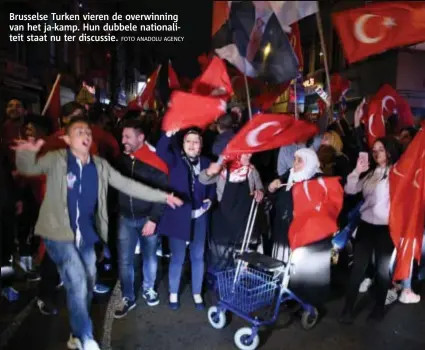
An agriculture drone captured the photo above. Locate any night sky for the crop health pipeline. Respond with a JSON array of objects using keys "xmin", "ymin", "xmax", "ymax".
[{"xmin": 122, "ymin": 0, "xmax": 213, "ymax": 78}]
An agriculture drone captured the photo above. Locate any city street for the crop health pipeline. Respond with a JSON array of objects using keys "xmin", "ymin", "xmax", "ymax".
[{"xmin": 1, "ymin": 264, "xmax": 424, "ymax": 350}]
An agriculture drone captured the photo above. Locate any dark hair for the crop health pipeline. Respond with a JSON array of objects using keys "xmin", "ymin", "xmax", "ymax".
[
  {"xmin": 362, "ymin": 136, "xmax": 401, "ymax": 179},
  {"xmin": 61, "ymin": 101, "xmax": 83, "ymax": 118},
  {"xmin": 122, "ymin": 110, "xmax": 142, "ymax": 122},
  {"xmin": 23, "ymin": 114, "xmax": 52, "ymax": 135},
  {"xmin": 216, "ymin": 113, "xmax": 234, "ymax": 131},
  {"xmin": 400, "ymin": 126, "xmax": 418, "ymax": 139},
  {"xmin": 122, "ymin": 118, "xmax": 146, "ymax": 135},
  {"xmin": 65, "ymin": 116, "xmax": 90, "ymax": 134}
]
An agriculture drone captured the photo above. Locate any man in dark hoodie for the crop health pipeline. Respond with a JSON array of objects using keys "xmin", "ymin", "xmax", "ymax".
[{"xmin": 114, "ymin": 119, "xmax": 169, "ymax": 318}]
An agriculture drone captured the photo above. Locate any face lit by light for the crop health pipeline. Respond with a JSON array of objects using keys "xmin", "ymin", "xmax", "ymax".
[
  {"xmin": 240, "ymin": 153, "xmax": 252, "ymax": 166},
  {"xmin": 293, "ymin": 155, "xmax": 305, "ymax": 173},
  {"xmin": 183, "ymin": 133, "xmax": 202, "ymax": 159},
  {"xmin": 372, "ymin": 141, "xmax": 387, "ymax": 167}
]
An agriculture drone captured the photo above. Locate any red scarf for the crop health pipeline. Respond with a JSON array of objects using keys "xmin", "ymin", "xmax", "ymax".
[{"xmin": 131, "ymin": 143, "xmax": 169, "ymax": 175}]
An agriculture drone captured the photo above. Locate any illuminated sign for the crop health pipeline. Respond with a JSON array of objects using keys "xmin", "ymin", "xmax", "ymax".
[{"xmin": 303, "ymin": 78, "xmax": 315, "ymax": 87}]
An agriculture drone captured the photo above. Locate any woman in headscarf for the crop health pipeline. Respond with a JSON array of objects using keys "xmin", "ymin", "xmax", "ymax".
[
  {"xmin": 156, "ymin": 129, "xmax": 216, "ymax": 310},
  {"xmin": 269, "ymin": 148, "xmax": 322, "ymax": 262},
  {"xmin": 199, "ymin": 153, "xmax": 264, "ymax": 271}
]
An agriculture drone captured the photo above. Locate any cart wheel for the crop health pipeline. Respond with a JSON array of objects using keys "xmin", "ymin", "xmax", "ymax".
[
  {"xmin": 301, "ymin": 307, "xmax": 319, "ymax": 330},
  {"xmin": 234, "ymin": 327, "xmax": 260, "ymax": 350},
  {"xmin": 207, "ymin": 306, "xmax": 227, "ymax": 329}
]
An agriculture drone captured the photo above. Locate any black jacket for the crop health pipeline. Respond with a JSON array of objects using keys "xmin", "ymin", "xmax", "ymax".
[{"xmin": 118, "ymin": 154, "xmax": 168, "ymax": 223}]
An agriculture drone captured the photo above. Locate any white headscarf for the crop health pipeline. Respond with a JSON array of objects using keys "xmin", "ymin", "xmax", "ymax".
[{"xmin": 286, "ymin": 148, "xmax": 321, "ymax": 191}]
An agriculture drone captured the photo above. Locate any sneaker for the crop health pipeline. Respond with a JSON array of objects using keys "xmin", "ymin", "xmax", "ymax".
[
  {"xmin": 359, "ymin": 278, "xmax": 372, "ymax": 293},
  {"xmin": 83, "ymin": 339, "xmax": 100, "ymax": 350},
  {"xmin": 142, "ymin": 288, "xmax": 160, "ymax": 306},
  {"xmin": 114, "ymin": 297, "xmax": 136, "ymax": 319},
  {"xmin": 399, "ymin": 289, "xmax": 421, "ymax": 304},
  {"xmin": 385, "ymin": 288, "xmax": 398, "ymax": 305},
  {"xmin": 37, "ymin": 299, "xmax": 58, "ymax": 316},
  {"xmin": 67, "ymin": 334, "xmax": 82, "ymax": 350},
  {"xmin": 94, "ymin": 283, "xmax": 110, "ymax": 294},
  {"xmin": 193, "ymin": 294, "xmax": 205, "ymax": 310}
]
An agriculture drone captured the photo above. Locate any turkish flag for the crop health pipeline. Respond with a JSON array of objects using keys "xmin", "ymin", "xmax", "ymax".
[
  {"xmin": 330, "ymin": 73, "xmax": 350, "ymax": 104},
  {"xmin": 390, "ymin": 123, "xmax": 425, "ymax": 281},
  {"xmin": 333, "ymin": 2, "xmax": 425, "ymax": 63},
  {"xmin": 128, "ymin": 65, "xmax": 161, "ymax": 111},
  {"xmin": 162, "ymin": 91, "xmax": 227, "ymax": 131},
  {"xmin": 191, "ymin": 56, "xmax": 233, "ymax": 100},
  {"xmin": 252, "ymin": 83, "xmax": 290, "ymax": 111},
  {"xmin": 168, "ymin": 61, "xmax": 180, "ymax": 90},
  {"xmin": 288, "ymin": 22, "xmax": 303, "ymax": 71},
  {"xmin": 290, "ymin": 177, "xmax": 344, "ymax": 250},
  {"xmin": 197, "ymin": 53, "xmax": 211, "ymax": 72},
  {"xmin": 223, "ymin": 113, "xmax": 318, "ymax": 155},
  {"xmin": 364, "ymin": 84, "xmax": 414, "ymax": 147}
]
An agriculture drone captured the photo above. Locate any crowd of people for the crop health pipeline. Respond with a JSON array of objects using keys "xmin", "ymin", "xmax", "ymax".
[{"xmin": 0, "ymin": 96, "xmax": 424, "ymax": 350}]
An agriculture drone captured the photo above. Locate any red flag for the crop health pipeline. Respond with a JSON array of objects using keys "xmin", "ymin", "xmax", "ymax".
[
  {"xmin": 390, "ymin": 124, "xmax": 425, "ymax": 281},
  {"xmin": 333, "ymin": 2, "xmax": 425, "ymax": 63},
  {"xmin": 128, "ymin": 65, "xmax": 161, "ymax": 111},
  {"xmin": 191, "ymin": 56, "xmax": 233, "ymax": 100},
  {"xmin": 42, "ymin": 74, "xmax": 61, "ymax": 132},
  {"xmin": 162, "ymin": 91, "xmax": 227, "ymax": 132},
  {"xmin": 290, "ymin": 177, "xmax": 344, "ymax": 250},
  {"xmin": 212, "ymin": 1, "xmax": 229, "ymax": 36},
  {"xmin": 364, "ymin": 84, "xmax": 414, "ymax": 147},
  {"xmin": 223, "ymin": 113, "xmax": 318, "ymax": 155},
  {"xmin": 288, "ymin": 22, "xmax": 303, "ymax": 70},
  {"xmin": 168, "ymin": 61, "xmax": 180, "ymax": 90},
  {"xmin": 131, "ymin": 142, "xmax": 168, "ymax": 175},
  {"xmin": 252, "ymin": 83, "xmax": 290, "ymax": 111},
  {"xmin": 330, "ymin": 73, "xmax": 350, "ymax": 104}
]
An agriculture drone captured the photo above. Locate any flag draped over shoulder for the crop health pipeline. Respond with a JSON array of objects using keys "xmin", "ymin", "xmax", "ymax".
[
  {"xmin": 390, "ymin": 124, "xmax": 425, "ymax": 281},
  {"xmin": 213, "ymin": 1, "xmax": 317, "ymax": 84},
  {"xmin": 333, "ymin": 2, "xmax": 425, "ymax": 63}
]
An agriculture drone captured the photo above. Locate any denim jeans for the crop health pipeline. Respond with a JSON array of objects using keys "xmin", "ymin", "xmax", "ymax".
[
  {"xmin": 169, "ymin": 215, "xmax": 207, "ymax": 295},
  {"xmin": 43, "ymin": 238, "xmax": 96, "ymax": 342},
  {"xmin": 118, "ymin": 216, "xmax": 158, "ymax": 301}
]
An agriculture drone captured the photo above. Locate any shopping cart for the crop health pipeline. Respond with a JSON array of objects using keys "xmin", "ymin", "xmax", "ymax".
[{"xmin": 207, "ymin": 200, "xmax": 319, "ymax": 350}]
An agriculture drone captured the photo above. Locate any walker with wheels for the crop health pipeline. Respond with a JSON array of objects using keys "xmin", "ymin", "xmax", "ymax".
[{"xmin": 207, "ymin": 200, "xmax": 319, "ymax": 350}]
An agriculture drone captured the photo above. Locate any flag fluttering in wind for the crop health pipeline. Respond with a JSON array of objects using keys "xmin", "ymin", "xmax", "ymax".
[
  {"xmin": 390, "ymin": 123, "xmax": 425, "ymax": 281},
  {"xmin": 168, "ymin": 61, "xmax": 180, "ymax": 90},
  {"xmin": 162, "ymin": 91, "xmax": 227, "ymax": 132},
  {"xmin": 191, "ymin": 56, "xmax": 233, "ymax": 100},
  {"xmin": 223, "ymin": 113, "xmax": 318, "ymax": 155},
  {"xmin": 128, "ymin": 65, "xmax": 162, "ymax": 111},
  {"xmin": 41, "ymin": 74, "xmax": 61, "ymax": 132},
  {"xmin": 333, "ymin": 2, "xmax": 425, "ymax": 63},
  {"xmin": 213, "ymin": 1, "xmax": 317, "ymax": 84},
  {"xmin": 363, "ymin": 84, "xmax": 414, "ymax": 147}
]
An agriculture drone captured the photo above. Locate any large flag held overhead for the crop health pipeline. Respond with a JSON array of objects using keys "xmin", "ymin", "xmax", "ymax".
[
  {"xmin": 333, "ymin": 2, "xmax": 425, "ymax": 63},
  {"xmin": 213, "ymin": 1, "xmax": 318, "ymax": 84},
  {"xmin": 390, "ymin": 123, "xmax": 425, "ymax": 281},
  {"xmin": 191, "ymin": 56, "xmax": 233, "ymax": 100},
  {"xmin": 223, "ymin": 113, "xmax": 318, "ymax": 155},
  {"xmin": 162, "ymin": 91, "xmax": 227, "ymax": 132},
  {"xmin": 128, "ymin": 65, "xmax": 162, "ymax": 111},
  {"xmin": 364, "ymin": 84, "xmax": 414, "ymax": 147}
]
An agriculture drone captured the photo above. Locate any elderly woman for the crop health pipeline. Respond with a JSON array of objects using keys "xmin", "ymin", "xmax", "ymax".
[
  {"xmin": 199, "ymin": 153, "xmax": 264, "ymax": 271},
  {"xmin": 268, "ymin": 148, "xmax": 343, "ymax": 262}
]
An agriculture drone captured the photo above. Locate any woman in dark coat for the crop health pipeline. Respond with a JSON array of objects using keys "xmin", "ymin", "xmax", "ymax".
[{"xmin": 156, "ymin": 129, "xmax": 216, "ymax": 310}]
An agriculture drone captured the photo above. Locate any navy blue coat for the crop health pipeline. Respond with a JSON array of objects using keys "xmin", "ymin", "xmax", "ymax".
[{"xmin": 156, "ymin": 133, "xmax": 216, "ymax": 242}]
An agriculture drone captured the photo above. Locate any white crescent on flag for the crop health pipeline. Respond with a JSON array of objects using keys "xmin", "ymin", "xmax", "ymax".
[
  {"xmin": 246, "ymin": 121, "xmax": 282, "ymax": 147},
  {"xmin": 382, "ymin": 95, "xmax": 396, "ymax": 114},
  {"xmin": 354, "ymin": 14, "xmax": 384, "ymax": 44},
  {"xmin": 368, "ymin": 113, "xmax": 377, "ymax": 137}
]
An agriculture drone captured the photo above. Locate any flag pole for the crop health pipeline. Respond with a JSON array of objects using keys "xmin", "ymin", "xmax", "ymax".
[
  {"xmin": 315, "ymin": 10, "xmax": 333, "ymax": 127},
  {"xmin": 243, "ymin": 74, "xmax": 253, "ymax": 120},
  {"xmin": 294, "ymin": 77, "xmax": 299, "ymax": 120},
  {"xmin": 42, "ymin": 73, "xmax": 61, "ymax": 116}
]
